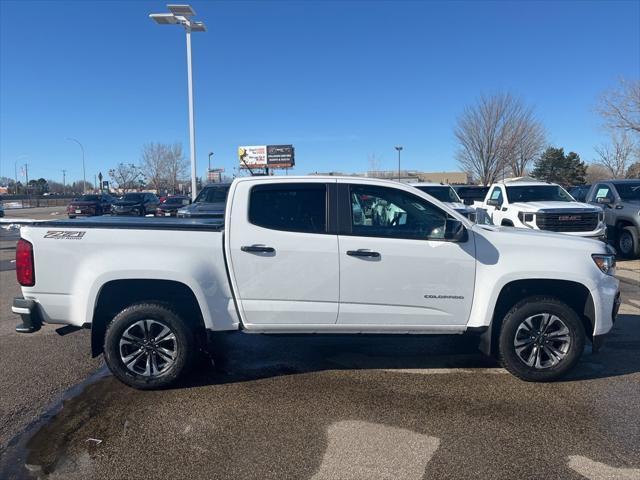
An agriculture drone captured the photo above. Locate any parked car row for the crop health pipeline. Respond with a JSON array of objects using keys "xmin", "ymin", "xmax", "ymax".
[
  {"xmin": 410, "ymin": 178, "xmax": 639, "ymax": 258},
  {"xmin": 63, "ymin": 184, "xmax": 231, "ymax": 220}
]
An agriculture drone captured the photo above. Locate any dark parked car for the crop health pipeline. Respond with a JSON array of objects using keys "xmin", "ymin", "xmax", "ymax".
[
  {"xmin": 177, "ymin": 183, "xmax": 230, "ymax": 219},
  {"xmin": 568, "ymin": 184, "xmax": 592, "ymax": 203},
  {"xmin": 452, "ymin": 185, "xmax": 490, "ymax": 205},
  {"xmin": 586, "ymin": 180, "xmax": 640, "ymax": 258},
  {"xmin": 155, "ymin": 195, "xmax": 191, "ymax": 217},
  {"xmin": 111, "ymin": 192, "xmax": 160, "ymax": 216},
  {"xmin": 67, "ymin": 193, "xmax": 115, "ymax": 218}
]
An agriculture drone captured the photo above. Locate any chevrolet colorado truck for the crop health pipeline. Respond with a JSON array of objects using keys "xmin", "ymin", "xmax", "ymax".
[
  {"xmin": 12, "ymin": 176, "xmax": 620, "ymax": 389},
  {"xmin": 476, "ymin": 178, "xmax": 606, "ymax": 239}
]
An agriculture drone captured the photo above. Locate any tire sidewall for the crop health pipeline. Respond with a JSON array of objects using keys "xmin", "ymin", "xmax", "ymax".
[
  {"xmin": 104, "ymin": 303, "xmax": 194, "ymax": 389},
  {"xmin": 618, "ymin": 228, "xmax": 638, "ymax": 258},
  {"xmin": 499, "ymin": 297, "xmax": 585, "ymax": 382}
]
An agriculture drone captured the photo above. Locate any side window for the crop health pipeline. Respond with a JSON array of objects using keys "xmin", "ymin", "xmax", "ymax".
[
  {"xmin": 489, "ymin": 187, "xmax": 503, "ymax": 205},
  {"xmin": 249, "ymin": 183, "xmax": 327, "ymax": 234},
  {"xmin": 349, "ymin": 184, "xmax": 448, "ymax": 240},
  {"xmin": 594, "ymin": 184, "xmax": 614, "ymax": 201}
]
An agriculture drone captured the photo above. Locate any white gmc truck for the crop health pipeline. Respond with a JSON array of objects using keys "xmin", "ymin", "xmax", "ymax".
[
  {"xmin": 12, "ymin": 176, "xmax": 620, "ymax": 389},
  {"xmin": 477, "ymin": 178, "xmax": 606, "ymax": 239}
]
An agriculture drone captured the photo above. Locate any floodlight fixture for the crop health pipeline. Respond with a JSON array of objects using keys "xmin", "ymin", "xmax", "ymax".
[
  {"xmin": 149, "ymin": 13, "xmax": 179, "ymax": 25},
  {"xmin": 168, "ymin": 4, "xmax": 196, "ymax": 17}
]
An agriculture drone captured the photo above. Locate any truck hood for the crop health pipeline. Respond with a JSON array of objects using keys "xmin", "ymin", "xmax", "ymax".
[
  {"xmin": 113, "ymin": 201, "xmax": 142, "ymax": 207},
  {"xmin": 509, "ymin": 201, "xmax": 599, "ymax": 213},
  {"xmin": 447, "ymin": 202, "xmax": 473, "ymax": 212},
  {"xmin": 472, "ymin": 223, "xmax": 606, "ymax": 251}
]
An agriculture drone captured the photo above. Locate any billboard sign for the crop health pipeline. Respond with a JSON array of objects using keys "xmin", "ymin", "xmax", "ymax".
[
  {"xmin": 238, "ymin": 146, "xmax": 267, "ymax": 168},
  {"xmin": 267, "ymin": 145, "xmax": 295, "ymax": 168},
  {"xmin": 239, "ymin": 144, "xmax": 295, "ymax": 169}
]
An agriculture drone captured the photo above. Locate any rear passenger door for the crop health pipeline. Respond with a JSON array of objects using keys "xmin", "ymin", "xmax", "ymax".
[{"xmin": 227, "ymin": 180, "xmax": 340, "ymax": 327}]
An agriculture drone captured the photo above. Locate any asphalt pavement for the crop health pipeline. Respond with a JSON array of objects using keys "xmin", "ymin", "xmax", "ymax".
[{"xmin": 0, "ymin": 207, "xmax": 639, "ymax": 479}]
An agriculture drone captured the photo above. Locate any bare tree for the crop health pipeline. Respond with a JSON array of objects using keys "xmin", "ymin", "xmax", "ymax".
[
  {"xmin": 109, "ymin": 163, "xmax": 143, "ymax": 192},
  {"xmin": 165, "ymin": 143, "xmax": 188, "ymax": 194},
  {"xmin": 597, "ymin": 78, "xmax": 640, "ymax": 135},
  {"xmin": 594, "ymin": 132, "xmax": 638, "ymax": 179},
  {"xmin": 455, "ymin": 93, "xmax": 542, "ymax": 185},
  {"xmin": 507, "ymin": 110, "xmax": 546, "ymax": 177},
  {"xmin": 140, "ymin": 142, "xmax": 188, "ymax": 194},
  {"xmin": 585, "ymin": 163, "xmax": 611, "ymax": 184}
]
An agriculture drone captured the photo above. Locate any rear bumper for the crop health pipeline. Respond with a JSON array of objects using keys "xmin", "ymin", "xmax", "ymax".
[{"xmin": 12, "ymin": 296, "xmax": 42, "ymax": 333}]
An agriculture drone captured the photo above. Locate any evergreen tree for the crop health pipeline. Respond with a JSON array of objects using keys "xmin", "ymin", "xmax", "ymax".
[{"xmin": 531, "ymin": 147, "xmax": 587, "ymax": 186}]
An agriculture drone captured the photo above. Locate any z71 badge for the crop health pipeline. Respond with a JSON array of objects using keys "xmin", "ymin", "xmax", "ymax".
[{"xmin": 44, "ymin": 231, "xmax": 86, "ymax": 240}]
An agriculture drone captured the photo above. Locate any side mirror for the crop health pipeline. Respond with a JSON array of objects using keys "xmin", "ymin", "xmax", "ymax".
[
  {"xmin": 445, "ymin": 219, "xmax": 468, "ymax": 242},
  {"xmin": 486, "ymin": 198, "xmax": 501, "ymax": 207},
  {"xmin": 463, "ymin": 198, "xmax": 474, "ymax": 206},
  {"xmin": 596, "ymin": 197, "xmax": 612, "ymax": 207}
]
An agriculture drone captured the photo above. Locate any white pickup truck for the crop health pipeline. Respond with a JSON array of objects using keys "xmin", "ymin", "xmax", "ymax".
[
  {"xmin": 477, "ymin": 178, "xmax": 606, "ymax": 239},
  {"xmin": 12, "ymin": 176, "xmax": 620, "ymax": 389}
]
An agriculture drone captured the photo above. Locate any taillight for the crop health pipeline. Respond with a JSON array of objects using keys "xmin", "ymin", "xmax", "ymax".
[{"xmin": 16, "ymin": 239, "xmax": 35, "ymax": 286}]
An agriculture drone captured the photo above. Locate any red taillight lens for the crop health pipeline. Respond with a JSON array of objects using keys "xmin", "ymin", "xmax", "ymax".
[{"xmin": 16, "ymin": 239, "xmax": 35, "ymax": 286}]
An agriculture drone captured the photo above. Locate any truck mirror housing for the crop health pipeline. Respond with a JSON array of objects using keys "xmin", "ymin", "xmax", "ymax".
[
  {"xmin": 596, "ymin": 197, "xmax": 611, "ymax": 205},
  {"xmin": 486, "ymin": 198, "xmax": 501, "ymax": 207},
  {"xmin": 445, "ymin": 218, "xmax": 468, "ymax": 242}
]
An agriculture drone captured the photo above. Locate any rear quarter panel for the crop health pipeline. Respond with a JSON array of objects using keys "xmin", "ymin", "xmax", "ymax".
[{"xmin": 19, "ymin": 225, "xmax": 238, "ymax": 331}]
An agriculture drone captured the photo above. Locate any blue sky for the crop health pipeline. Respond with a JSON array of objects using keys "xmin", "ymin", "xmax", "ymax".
[{"xmin": 1, "ymin": 0, "xmax": 639, "ymax": 185}]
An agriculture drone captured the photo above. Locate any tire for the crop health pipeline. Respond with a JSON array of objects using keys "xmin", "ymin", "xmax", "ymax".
[
  {"xmin": 618, "ymin": 226, "xmax": 640, "ymax": 259},
  {"xmin": 104, "ymin": 303, "xmax": 196, "ymax": 389},
  {"xmin": 498, "ymin": 296, "xmax": 585, "ymax": 382}
]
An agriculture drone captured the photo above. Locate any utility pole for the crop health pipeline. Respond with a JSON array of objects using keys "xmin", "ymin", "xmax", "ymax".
[
  {"xmin": 24, "ymin": 164, "xmax": 29, "ymax": 195},
  {"xmin": 62, "ymin": 169, "xmax": 67, "ymax": 195},
  {"xmin": 395, "ymin": 146, "xmax": 403, "ymax": 182}
]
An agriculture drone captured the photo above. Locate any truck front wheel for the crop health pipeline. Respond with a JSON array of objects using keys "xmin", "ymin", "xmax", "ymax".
[
  {"xmin": 104, "ymin": 303, "xmax": 196, "ymax": 389},
  {"xmin": 498, "ymin": 296, "xmax": 585, "ymax": 382},
  {"xmin": 618, "ymin": 226, "xmax": 640, "ymax": 258}
]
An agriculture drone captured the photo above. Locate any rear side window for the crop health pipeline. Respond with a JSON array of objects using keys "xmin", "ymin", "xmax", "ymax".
[{"xmin": 249, "ymin": 183, "xmax": 327, "ymax": 233}]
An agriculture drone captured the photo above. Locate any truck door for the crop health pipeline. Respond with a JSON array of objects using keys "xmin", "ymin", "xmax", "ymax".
[
  {"xmin": 336, "ymin": 182, "xmax": 476, "ymax": 327},
  {"xmin": 485, "ymin": 186, "xmax": 506, "ymax": 224},
  {"xmin": 227, "ymin": 180, "xmax": 339, "ymax": 326}
]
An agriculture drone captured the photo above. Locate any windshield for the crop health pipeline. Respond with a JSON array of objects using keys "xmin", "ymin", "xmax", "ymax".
[
  {"xmin": 77, "ymin": 195, "xmax": 100, "ymax": 201},
  {"xmin": 506, "ymin": 185, "xmax": 574, "ymax": 203},
  {"xmin": 122, "ymin": 193, "xmax": 144, "ymax": 202},
  {"xmin": 614, "ymin": 182, "xmax": 640, "ymax": 201},
  {"xmin": 194, "ymin": 186, "xmax": 230, "ymax": 203},
  {"xmin": 454, "ymin": 186, "xmax": 489, "ymax": 201},
  {"xmin": 164, "ymin": 197, "xmax": 187, "ymax": 205},
  {"xmin": 415, "ymin": 186, "xmax": 461, "ymax": 203}
]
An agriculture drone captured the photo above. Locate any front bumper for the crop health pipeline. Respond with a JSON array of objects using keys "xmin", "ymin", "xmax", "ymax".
[
  {"xmin": 12, "ymin": 296, "xmax": 42, "ymax": 333},
  {"xmin": 592, "ymin": 290, "xmax": 621, "ymax": 352}
]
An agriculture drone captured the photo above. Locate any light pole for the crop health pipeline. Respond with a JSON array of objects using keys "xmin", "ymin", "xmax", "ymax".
[
  {"xmin": 67, "ymin": 137, "xmax": 86, "ymax": 193},
  {"xmin": 395, "ymin": 145, "xmax": 403, "ymax": 182},
  {"xmin": 208, "ymin": 152, "xmax": 213, "ymax": 184},
  {"xmin": 150, "ymin": 4, "xmax": 206, "ymax": 201}
]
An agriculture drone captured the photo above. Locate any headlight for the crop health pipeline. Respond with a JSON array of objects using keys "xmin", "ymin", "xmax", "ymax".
[
  {"xmin": 592, "ymin": 254, "xmax": 616, "ymax": 276},
  {"xmin": 517, "ymin": 211, "xmax": 535, "ymax": 227}
]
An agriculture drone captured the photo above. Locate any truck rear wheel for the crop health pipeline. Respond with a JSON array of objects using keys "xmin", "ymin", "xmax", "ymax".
[
  {"xmin": 498, "ymin": 296, "xmax": 585, "ymax": 382},
  {"xmin": 104, "ymin": 303, "xmax": 196, "ymax": 389}
]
